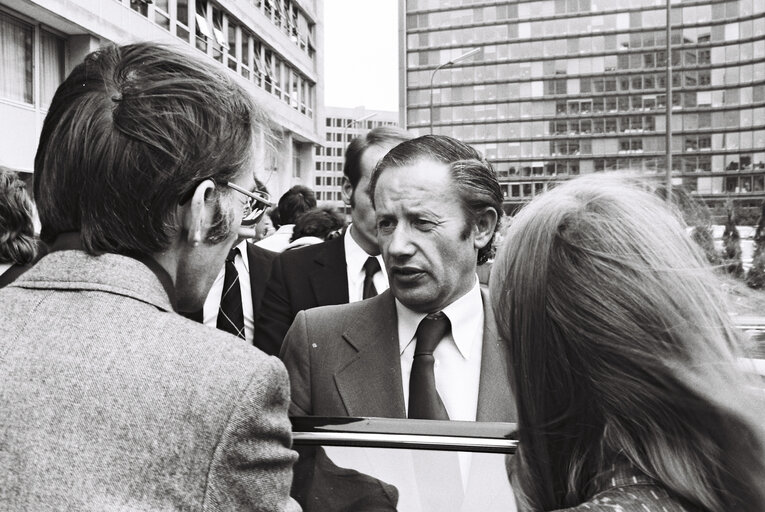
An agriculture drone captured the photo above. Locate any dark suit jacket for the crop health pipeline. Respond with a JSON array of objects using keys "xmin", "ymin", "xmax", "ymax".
[
  {"xmin": 280, "ymin": 288, "xmax": 516, "ymax": 422},
  {"xmin": 254, "ymin": 235, "xmax": 348, "ymax": 356},
  {"xmin": 186, "ymin": 241, "xmax": 277, "ymax": 337}
]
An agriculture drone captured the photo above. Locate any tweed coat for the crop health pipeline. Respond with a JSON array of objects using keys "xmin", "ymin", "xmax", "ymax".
[{"xmin": 0, "ymin": 249, "xmax": 300, "ymax": 511}]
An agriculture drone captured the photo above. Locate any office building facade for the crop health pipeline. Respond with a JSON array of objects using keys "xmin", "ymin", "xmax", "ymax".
[
  {"xmin": 1, "ymin": 0, "xmax": 323, "ymax": 198},
  {"xmin": 315, "ymin": 106, "xmax": 398, "ymax": 209},
  {"xmin": 401, "ymin": 0, "xmax": 765, "ymax": 219}
]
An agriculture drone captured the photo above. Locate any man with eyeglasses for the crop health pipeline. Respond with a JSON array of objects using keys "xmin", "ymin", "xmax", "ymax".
[
  {"xmin": 185, "ymin": 180, "xmax": 281, "ymax": 344},
  {"xmin": 0, "ymin": 43, "xmax": 299, "ymax": 511}
]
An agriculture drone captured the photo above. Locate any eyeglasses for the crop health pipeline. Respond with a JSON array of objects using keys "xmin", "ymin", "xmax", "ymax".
[{"xmin": 226, "ymin": 181, "xmax": 274, "ymax": 226}]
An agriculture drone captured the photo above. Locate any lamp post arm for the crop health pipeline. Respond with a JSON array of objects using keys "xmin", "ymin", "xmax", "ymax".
[{"xmin": 429, "ymin": 62, "xmax": 450, "ymax": 135}]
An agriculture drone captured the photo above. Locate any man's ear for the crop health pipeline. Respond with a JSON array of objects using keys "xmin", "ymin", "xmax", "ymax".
[
  {"xmin": 182, "ymin": 179, "xmax": 217, "ymax": 246},
  {"xmin": 473, "ymin": 207, "xmax": 499, "ymax": 251},
  {"xmin": 341, "ymin": 177, "xmax": 353, "ymax": 206}
]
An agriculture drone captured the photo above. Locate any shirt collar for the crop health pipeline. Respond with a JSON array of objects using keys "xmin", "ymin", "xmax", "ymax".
[
  {"xmin": 344, "ymin": 224, "xmax": 384, "ymax": 276},
  {"xmin": 234, "ymin": 239, "xmax": 249, "ymax": 273},
  {"xmin": 396, "ymin": 277, "xmax": 483, "ymax": 359},
  {"xmin": 50, "ymin": 232, "xmax": 179, "ymax": 312}
]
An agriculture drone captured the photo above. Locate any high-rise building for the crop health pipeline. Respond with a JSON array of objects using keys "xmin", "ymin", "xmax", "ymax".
[
  {"xmin": 400, "ymin": 0, "xmax": 765, "ymax": 220},
  {"xmin": 0, "ymin": 0, "xmax": 323, "ymax": 198},
  {"xmin": 315, "ymin": 106, "xmax": 399, "ymax": 210}
]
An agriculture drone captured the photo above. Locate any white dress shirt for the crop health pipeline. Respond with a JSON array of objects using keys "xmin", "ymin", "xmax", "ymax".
[
  {"xmin": 203, "ymin": 239, "xmax": 254, "ymax": 343},
  {"xmin": 344, "ymin": 225, "xmax": 388, "ymax": 303},
  {"xmin": 396, "ymin": 278, "xmax": 484, "ymax": 422},
  {"xmin": 255, "ymin": 224, "xmax": 294, "ymax": 253}
]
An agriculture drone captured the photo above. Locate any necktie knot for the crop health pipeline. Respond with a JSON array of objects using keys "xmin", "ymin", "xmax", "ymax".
[
  {"xmin": 414, "ymin": 312, "xmax": 450, "ymax": 356},
  {"xmin": 362, "ymin": 256, "xmax": 381, "ymax": 300},
  {"xmin": 226, "ymin": 247, "xmax": 239, "ymax": 264},
  {"xmin": 363, "ymin": 256, "xmax": 381, "ymax": 276}
]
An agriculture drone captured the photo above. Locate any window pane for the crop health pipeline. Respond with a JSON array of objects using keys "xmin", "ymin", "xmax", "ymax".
[
  {"xmin": 40, "ymin": 30, "xmax": 65, "ymax": 109},
  {"xmin": 0, "ymin": 12, "xmax": 33, "ymax": 104}
]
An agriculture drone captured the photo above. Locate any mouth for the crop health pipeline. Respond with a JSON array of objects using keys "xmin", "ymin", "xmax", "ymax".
[{"xmin": 390, "ymin": 266, "xmax": 426, "ymax": 283}]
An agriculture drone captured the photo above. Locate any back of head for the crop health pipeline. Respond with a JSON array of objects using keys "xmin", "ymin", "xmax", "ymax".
[
  {"xmin": 277, "ymin": 185, "xmax": 316, "ymax": 225},
  {"xmin": 343, "ymin": 126, "xmax": 413, "ymax": 189},
  {"xmin": 34, "ymin": 42, "xmax": 267, "ymax": 255},
  {"xmin": 290, "ymin": 206, "xmax": 345, "ymax": 242},
  {"xmin": 490, "ymin": 174, "xmax": 765, "ymax": 511},
  {"xmin": 0, "ymin": 168, "xmax": 37, "ymax": 265},
  {"xmin": 370, "ymin": 134, "xmax": 503, "ymax": 264}
]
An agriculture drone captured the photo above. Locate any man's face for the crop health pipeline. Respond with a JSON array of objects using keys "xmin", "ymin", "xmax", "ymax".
[
  {"xmin": 374, "ymin": 160, "xmax": 478, "ymax": 313},
  {"xmin": 175, "ymin": 166, "xmax": 254, "ymax": 313},
  {"xmin": 347, "ymin": 144, "xmax": 395, "ymax": 255}
]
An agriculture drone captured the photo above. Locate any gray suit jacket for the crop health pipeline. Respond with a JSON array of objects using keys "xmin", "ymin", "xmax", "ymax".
[
  {"xmin": 280, "ymin": 288, "xmax": 516, "ymax": 422},
  {"xmin": 0, "ymin": 250, "xmax": 300, "ymax": 511}
]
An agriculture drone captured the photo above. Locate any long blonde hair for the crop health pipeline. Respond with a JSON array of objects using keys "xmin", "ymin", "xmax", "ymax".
[{"xmin": 490, "ymin": 175, "xmax": 765, "ymax": 511}]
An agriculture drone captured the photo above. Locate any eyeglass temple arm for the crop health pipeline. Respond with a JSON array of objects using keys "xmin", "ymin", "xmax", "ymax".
[{"xmin": 226, "ymin": 181, "xmax": 275, "ymax": 208}]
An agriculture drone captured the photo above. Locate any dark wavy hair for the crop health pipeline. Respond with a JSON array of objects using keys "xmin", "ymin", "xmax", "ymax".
[
  {"xmin": 343, "ymin": 126, "xmax": 413, "ymax": 190},
  {"xmin": 0, "ymin": 169, "xmax": 37, "ymax": 265},
  {"xmin": 277, "ymin": 185, "xmax": 317, "ymax": 225},
  {"xmin": 491, "ymin": 174, "xmax": 765, "ymax": 512},
  {"xmin": 34, "ymin": 42, "xmax": 270, "ymax": 255},
  {"xmin": 290, "ymin": 206, "xmax": 346, "ymax": 242},
  {"xmin": 369, "ymin": 134, "xmax": 503, "ymax": 265}
]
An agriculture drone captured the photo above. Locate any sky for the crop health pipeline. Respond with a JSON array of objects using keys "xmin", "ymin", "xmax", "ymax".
[{"xmin": 323, "ymin": 0, "xmax": 399, "ymax": 112}]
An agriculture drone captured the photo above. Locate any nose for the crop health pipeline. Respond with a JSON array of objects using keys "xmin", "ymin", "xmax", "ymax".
[{"xmin": 385, "ymin": 224, "xmax": 416, "ymax": 260}]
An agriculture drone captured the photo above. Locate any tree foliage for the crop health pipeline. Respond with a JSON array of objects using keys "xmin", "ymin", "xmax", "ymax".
[
  {"xmin": 722, "ymin": 204, "xmax": 744, "ymax": 278},
  {"xmin": 746, "ymin": 202, "xmax": 765, "ymax": 289}
]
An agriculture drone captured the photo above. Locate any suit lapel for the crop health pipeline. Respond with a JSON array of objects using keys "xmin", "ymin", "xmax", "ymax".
[
  {"xmin": 308, "ymin": 237, "xmax": 349, "ymax": 307},
  {"xmin": 476, "ymin": 288, "xmax": 517, "ymax": 422},
  {"xmin": 333, "ymin": 291, "xmax": 406, "ymax": 418}
]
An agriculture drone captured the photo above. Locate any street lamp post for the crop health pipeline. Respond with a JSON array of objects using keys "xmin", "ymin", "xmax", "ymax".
[
  {"xmin": 429, "ymin": 48, "xmax": 480, "ymax": 135},
  {"xmin": 665, "ymin": 0, "xmax": 673, "ymax": 202}
]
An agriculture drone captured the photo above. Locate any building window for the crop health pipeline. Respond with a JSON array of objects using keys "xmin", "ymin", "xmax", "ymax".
[
  {"xmin": 0, "ymin": 11, "xmax": 33, "ymax": 104},
  {"xmin": 40, "ymin": 29, "xmax": 64, "ymax": 108},
  {"xmin": 1, "ymin": 11, "xmax": 65, "ymax": 109}
]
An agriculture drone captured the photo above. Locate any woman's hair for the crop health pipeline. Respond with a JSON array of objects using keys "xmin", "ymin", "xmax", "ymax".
[
  {"xmin": 490, "ymin": 174, "xmax": 765, "ymax": 511},
  {"xmin": 0, "ymin": 168, "xmax": 38, "ymax": 265}
]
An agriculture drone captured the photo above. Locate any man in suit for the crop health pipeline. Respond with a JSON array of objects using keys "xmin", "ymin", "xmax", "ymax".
[
  {"xmin": 190, "ymin": 240, "xmax": 278, "ymax": 342},
  {"xmin": 0, "ymin": 43, "xmax": 299, "ymax": 511},
  {"xmin": 254, "ymin": 126, "xmax": 413, "ymax": 355},
  {"xmin": 280, "ymin": 135, "xmax": 516, "ymax": 423}
]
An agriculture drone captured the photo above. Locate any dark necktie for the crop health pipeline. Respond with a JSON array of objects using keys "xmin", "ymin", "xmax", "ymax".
[
  {"xmin": 216, "ymin": 247, "xmax": 245, "ymax": 339},
  {"xmin": 408, "ymin": 312, "xmax": 451, "ymax": 420},
  {"xmin": 362, "ymin": 256, "xmax": 381, "ymax": 300}
]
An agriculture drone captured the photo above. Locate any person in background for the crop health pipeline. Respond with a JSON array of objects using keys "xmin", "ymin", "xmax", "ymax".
[
  {"xmin": 0, "ymin": 168, "xmax": 38, "ymax": 288},
  {"xmin": 255, "ymin": 184, "xmax": 316, "ymax": 253},
  {"xmin": 255, "ymin": 207, "xmax": 276, "ymax": 242},
  {"xmin": 490, "ymin": 175, "xmax": 765, "ymax": 512},
  {"xmin": 285, "ymin": 205, "xmax": 346, "ymax": 251},
  {"xmin": 189, "ymin": 177, "xmax": 280, "ymax": 343},
  {"xmin": 254, "ymin": 126, "xmax": 413, "ymax": 356},
  {"xmin": 0, "ymin": 42, "xmax": 299, "ymax": 511}
]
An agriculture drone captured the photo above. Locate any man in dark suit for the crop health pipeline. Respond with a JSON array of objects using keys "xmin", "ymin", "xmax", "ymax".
[
  {"xmin": 280, "ymin": 135, "xmax": 516, "ymax": 423},
  {"xmin": 189, "ymin": 240, "xmax": 277, "ymax": 343},
  {"xmin": 254, "ymin": 126, "xmax": 413, "ymax": 355},
  {"xmin": 0, "ymin": 43, "xmax": 298, "ymax": 511}
]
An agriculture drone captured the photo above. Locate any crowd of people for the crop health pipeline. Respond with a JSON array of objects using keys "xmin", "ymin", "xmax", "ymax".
[{"xmin": 1, "ymin": 42, "xmax": 764, "ymax": 512}]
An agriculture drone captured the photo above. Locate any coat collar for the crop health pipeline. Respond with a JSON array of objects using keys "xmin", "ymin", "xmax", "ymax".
[
  {"xmin": 14, "ymin": 246, "xmax": 176, "ymax": 313},
  {"xmin": 330, "ymin": 288, "xmax": 516, "ymax": 422},
  {"xmin": 334, "ymin": 290, "xmax": 406, "ymax": 418},
  {"xmin": 476, "ymin": 286, "xmax": 516, "ymax": 422}
]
